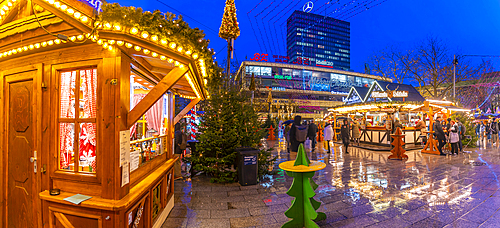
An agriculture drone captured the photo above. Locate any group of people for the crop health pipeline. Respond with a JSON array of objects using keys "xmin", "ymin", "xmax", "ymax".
[
  {"xmin": 284, "ymin": 115, "xmax": 360, "ymax": 154},
  {"xmin": 475, "ymin": 118, "xmax": 499, "ymax": 144},
  {"xmin": 433, "ymin": 117, "xmax": 466, "ymax": 155}
]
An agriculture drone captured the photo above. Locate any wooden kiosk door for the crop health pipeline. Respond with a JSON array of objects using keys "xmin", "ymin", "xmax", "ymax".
[{"xmin": 2, "ymin": 65, "xmax": 41, "ymax": 228}]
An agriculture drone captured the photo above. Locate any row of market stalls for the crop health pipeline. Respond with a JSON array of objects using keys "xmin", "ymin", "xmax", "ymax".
[
  {"xmin": 0, "ymin": 0, "xmax": 210, "ymax": 227},
  {"xmin": 325, "ymin": 81, "xmax": 470, "ymax": 153}
]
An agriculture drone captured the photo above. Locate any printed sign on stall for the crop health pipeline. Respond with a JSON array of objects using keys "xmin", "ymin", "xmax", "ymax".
[{"xmin": 243, "ymin": 155, "xmax": 257, "ymax": 165}]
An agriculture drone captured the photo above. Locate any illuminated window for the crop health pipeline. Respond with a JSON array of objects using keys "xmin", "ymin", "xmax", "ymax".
[{"xmin": 59, "ymin": 69, "xmax": 97, "ymax": 173}]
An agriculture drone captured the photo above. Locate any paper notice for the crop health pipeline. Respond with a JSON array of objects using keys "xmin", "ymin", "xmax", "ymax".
[
  {"xmin": 130, "ymin": 150, "xmax": 140, "ymax": 172},
  {"xmin": 121, "ymin": 162, "xmax": 130, "ymax": 187},
  {"xmin": 120, "ymin": 130, "xmax": 131, "ymax": 166}
]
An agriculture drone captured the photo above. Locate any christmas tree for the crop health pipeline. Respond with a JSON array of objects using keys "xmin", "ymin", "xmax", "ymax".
[
  {"xmin": 283, "ymin": 144, "xmax": 325, "ymax": 228},
  {"xmin": 188, "ymin": 68, "xmax": 272, "ymax": 183},
  {"xmin": 218, "ymin": 0, "xmax": 240, "ymax": 40}
]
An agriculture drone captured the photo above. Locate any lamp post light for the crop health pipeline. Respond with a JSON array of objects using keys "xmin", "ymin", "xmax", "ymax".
[{"xmin": 453, "ymin": 55, "xmax": 459, "ymax": 101}]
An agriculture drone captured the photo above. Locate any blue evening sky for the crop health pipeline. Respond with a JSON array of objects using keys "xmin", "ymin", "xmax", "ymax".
[{"xmin": 113, "ymin": 0, "xmax": 500, "ymax": 74}]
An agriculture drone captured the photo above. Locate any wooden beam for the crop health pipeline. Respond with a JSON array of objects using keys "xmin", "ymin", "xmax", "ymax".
[
  {"xmin": 174, "ymin": 98, "xmax": 201, "ymax": 124},
  {"xmin": 127, "ymin": 67, "xmax": 188, "ymax": 128},
  {"xmin": 33, "ymin": 0, "xmax": 92, "ymax": 34}
]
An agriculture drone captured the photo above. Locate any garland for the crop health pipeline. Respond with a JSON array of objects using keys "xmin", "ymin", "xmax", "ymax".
[{"xmin": 99, "ymin": 3, "xmax": 216, "ymax": 73}]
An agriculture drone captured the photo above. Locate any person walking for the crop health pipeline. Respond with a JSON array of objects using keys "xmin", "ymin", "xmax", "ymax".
[
  {"xmin": 393, "ymin": 118, "xmax": 403, "ymax": 133},
  {"xmin": 290, "ymin": 115, "xmax": 308, "ymax": 153},
  {"xmin": 284, "ymin": 123, "xmax": 291, "ymax": 152},
  {"xmin": 434, "ymin": 116, "xmax": 447, "ymax": 156},
  {"xmin": 480, "ymin": 121, "xmax": 486, "ymax": 143},
  {"xmin": 308, "ymin": 119, "xmax": 318, "ymax": 152},
  {"xmin": 174, "ymin": 123, "xmax": 186, "ymax": 180},
  {"xmin": 352, "ymin": 120, "xmax": 361, "ymax": 146},
  {"xmin": 341, "ymin": 119, "xmax": 350, "ymax": 154},
  {"xmin": 416, "ymin": 116, "xmax": 427, "ymax": 145},
  {"xmin": 457, "ymin": 118, "xmax": 466, "ymax": 152},
  {"xmin": 323, "ymin": 123, "xmax": 334, "ymax": 153},
  {"xmin": 491, "ymin": 118, "xmax": 499, "ymax": 146},
  {"xmin": 449, "ymin": 120, "xmax": 460, "ymax": 155},
  {"xmin": 486, "ymin": 120, "xmax": 492, "ymax": 142}
]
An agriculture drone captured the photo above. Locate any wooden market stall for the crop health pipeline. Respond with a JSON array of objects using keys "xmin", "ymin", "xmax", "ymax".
[
  {"xmin": 0, "ymin": 0, "xmax": 210, "ymax": 227},
  {"xmin": 328, "ymin": 81, "xmax": 426, "ymax": 147}
]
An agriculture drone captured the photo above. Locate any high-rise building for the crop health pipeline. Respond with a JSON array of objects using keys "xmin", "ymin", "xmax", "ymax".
[{"xmin": 286, "ymin": 10, "xmax": 350, "ymax": 71}]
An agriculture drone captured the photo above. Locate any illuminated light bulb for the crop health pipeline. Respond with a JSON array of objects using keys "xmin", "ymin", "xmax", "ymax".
[
  {"xmin": 151, "ymin": 52, "xmax": 158, "ymax": 57},
  {"xmin": 0, "ymin": 53, "xmax": 2, "ymax": 58},
  {"xmin": 7, "ymin": 2, "xmax": 12, "ymax": 7},
  {"xmin": 160, "ymin": 39, "xmax": 167, "ymax": 46},
  {"xmin": 130, "ymin": 27, "xmax": 138, "ymax": 35},
  {"xmin": 66, "ymin": 8, "xmax": 74, "ymax": 15},
  {"xmin": 134, "ymin": 46, "xmax": 141, "ymax": 51},
  {"xmin": 54, "ymin": 2, "xmax": 60, "ymax": 8},
  {"xmin": 73, "ymin": 12, "xmax": 81, "ymax": 19},
  {"xmin": 143, "ymin": 49, "xmax": 150, "ymax": 54},
  {"xmin": 192, "ymin": 53, "xmax": 198, "ymax": 59},
  {"xmin": 108, "ymin": 45, "xmax": 113, "ymax": 51},
  {"xmin": 141, "ymin": 31, "xmax": 149, "ymax": 39},
  {"xmin": 174, "ymin": 61, "xmax": 180, "ymax": 66},
  {"xmin": 60, "ymin": 4, "xmax": 67, "ymax": 11},
  {"xmin": 29, "ymin": 44, "xmax": 34, "ymax": 50},
  {"xmin": 185, "ymin": 50, "xmax": 192, "ymax": 55},
  {"xmin": 108, "ymin": 40, "xmax": 115, "ymax": 45},
  {"xmin": 0, "ymin": 10, "xmax": 5, "ymax": 15},
  {"xmin": 150, "ymin": 35, "xmax": 158, "ymax": 42},
  {"xmin": 69, "ymin": 36, "xmax": 76, "ymax": 41},
  {"xmin": 2, "ymin": 6, "xmax": 7, "ymax": 11},
  {"xmin": 114, "ymin": 24, "xmax": 121, "ymax": 31},
  {"xmin": 16, "ymin": 47, "xmax": 22, "ymax": 52},
  {"xmin": 97, "ymin": 39, "xmax": 103, "ymax": 45},
  {"xmin": 169, "ymin": 42, "xmax": 176, "ymax": 49},
  {"xmin": 177, "ymin": 46, "xmax": 183, "ymax": 52},
  {"xmin": 47, "ymin": 40, "xmax": 54, "ymax": 45},
  {"xmin": 94, "ymin": 21, "xmax": 100, "ymax": 27},
  {"xmin": 8, "ymin": 50, "xmax": 12, "ymax": 55},
  {"xmin": 41, "ymin": 41, "xmax": 47, "ymax": 47},
  {"xmin": 179, "ymin": 64, "xmax": 185, "ymax": 68},
  {"xmin": 77, "ymin": 35, "xmax": 84, "ymax": 40},
  {"xmin": 168, "ymin": 58, "xmax": 173, "ymax": 63},
  {"xmin": 116, "ymin": 41, "xmax": 124, "ymax": 46},
  {"xmin": 34, "ymin": 43, "xmax": 40, "ymax": 48},
  {"xmin": 102, "ymin": 43, "xmax": 108, "ymax": 48},
  {"xmin": 23, "ymin": 46, "xmax": 28, "ymax": 51},
  {"xmin": 80, "ymin": 16, "xmax": 88, "ymax": 23},
  {"xmin": 104, "ymin": 23, "xmax": 111, "ymax": 29},
  {"xmin": 125, "ymin": 43, "xmax": 133, "ymax": 48},
  {"xmin": 12, "ymin": 49, "xmax": 17, "ymax": 54},
  {"xmin": 54, "ymin": 39, "xmax": 61, "ymax": 44},
  {"xmin": 204, "ymin": 79, "xmax": 207, "ymax": 85},
  {"xmin": 48, "ymin": 0, "xmax": 54, "ymax": 4},
  {"xmin": 160, "ymin": 55, "xmax": 166, "ymax": 60}
]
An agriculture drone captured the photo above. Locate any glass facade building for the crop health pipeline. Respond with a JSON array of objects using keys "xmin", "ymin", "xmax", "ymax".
[{"xmin": 286, "ymin": 10, "xmax": 350, "ymax": 71}]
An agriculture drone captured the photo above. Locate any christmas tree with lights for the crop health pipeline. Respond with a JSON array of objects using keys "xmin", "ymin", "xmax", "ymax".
[{"xmin": 219, "ymin": 0, "xmax": 240, "ymax": 40}]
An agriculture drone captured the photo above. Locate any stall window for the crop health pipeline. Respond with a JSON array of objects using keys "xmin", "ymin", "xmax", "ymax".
[{"xmin": 59, "ymin": 69, "xmax": 97, "ymax": 173}]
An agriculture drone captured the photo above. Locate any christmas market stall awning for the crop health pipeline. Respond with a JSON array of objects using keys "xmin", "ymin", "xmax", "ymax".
[{"xmin": 0, "ymin": 1, "xmax": 213, "ymax": 105}]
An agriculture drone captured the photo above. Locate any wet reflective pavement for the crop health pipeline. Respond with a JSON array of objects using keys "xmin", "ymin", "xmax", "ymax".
[{"xmin": 162, "ymin": 140, "xmax": 500, "ymax": 228}]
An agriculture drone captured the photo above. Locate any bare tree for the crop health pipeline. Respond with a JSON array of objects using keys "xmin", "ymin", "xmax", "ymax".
[{"xmin": 368, "ymin": 45, "xmax": 414, "ymax": 84}]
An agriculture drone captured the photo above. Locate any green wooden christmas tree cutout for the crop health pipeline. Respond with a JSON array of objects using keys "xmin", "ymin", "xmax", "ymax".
[{"xmin": 279, "ymin": 143, "xmax": 326, "ymax": 228}]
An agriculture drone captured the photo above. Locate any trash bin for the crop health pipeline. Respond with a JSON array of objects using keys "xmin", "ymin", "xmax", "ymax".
[
  {"xmin": 187, "ymin": 140, "xmax": 199, "ymax": 155},
  {"xmin": 236, "ymin": 147, "xmax": 259, "ymax": 186}
]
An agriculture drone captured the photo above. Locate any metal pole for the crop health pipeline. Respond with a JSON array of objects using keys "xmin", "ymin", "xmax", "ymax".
[
  {"xmin": 227, "ymin": 38, "xmax": 231, "ymax": 82},
  {"xmin": 453, "ymin": 54, "xmax": 456, "ymax": 101}
]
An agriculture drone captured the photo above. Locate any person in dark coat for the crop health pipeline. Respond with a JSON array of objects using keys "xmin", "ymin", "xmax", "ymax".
[
  {"xmin": 289, "ymin": 115, "xmax": 303, "ymax": 153},
  {"xmin": 340, "ymin": 119, "xmax": 350, "ymax": 154},
  {"xmin": 434, "ymin": 116, "xmax": 446, "ymax": 156},
  {"xmin": 308, "ymin": 119, "xmax": 318, "ymax": 152},
  {"xmin": 174, "ymin": 123, "xmax": 184, "ymax": 179}
]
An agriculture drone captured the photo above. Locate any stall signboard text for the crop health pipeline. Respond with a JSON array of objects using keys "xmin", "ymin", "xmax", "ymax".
[
  {"xmin": 391, "ymin": 90, "xmax": 408, "ymax": 98},
  {"xmin": 371, "ymin": 91, "xmax": 388, "ymax": 98}
]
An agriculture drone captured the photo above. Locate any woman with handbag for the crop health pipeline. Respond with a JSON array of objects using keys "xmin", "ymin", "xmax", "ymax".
[{"xmin": 449, "ymin": 120, "xmax": 460, "ymax": 155}]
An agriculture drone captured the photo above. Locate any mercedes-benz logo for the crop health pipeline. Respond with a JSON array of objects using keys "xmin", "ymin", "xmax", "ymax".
[{"xmin": 302, "ymin": 1, "xmax": 314, "ymax": 13}]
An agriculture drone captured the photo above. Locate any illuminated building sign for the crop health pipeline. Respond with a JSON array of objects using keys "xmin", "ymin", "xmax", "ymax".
[
  {"xmin": 274, "ymin": 75, "xmax": 292, "ymax": 80},
  {"xmin": 272, "ymin": 87, "xmax": 286, "ymax": 91},
  {"xmin": 316, "ymin": 60, "xmax": 334, "ymax": 68},
  {"xmin": 371, "ymin": 91, "xmax": 388, "ymax": 98},
  {"xmin": 82, "ymin": 0, "xmax": 103, "ymax": 11}
]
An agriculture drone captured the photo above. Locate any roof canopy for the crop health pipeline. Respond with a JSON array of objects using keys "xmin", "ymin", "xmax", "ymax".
[
  {"xmin": 344, "ymin": 81, "xmax": 425, "ymax": 105},
  {"xmin": 0, "ymin": 0, "xmax": 214, "ymax": 99}
]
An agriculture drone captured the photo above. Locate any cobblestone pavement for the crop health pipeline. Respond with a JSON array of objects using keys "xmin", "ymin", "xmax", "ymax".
[{"xmin": 162, "ymin": 140, "xmax": 500, "ymax": 228}]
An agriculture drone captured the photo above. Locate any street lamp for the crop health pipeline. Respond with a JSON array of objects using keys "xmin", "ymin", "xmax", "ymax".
[{"xmin": 453, "ymin": 55, "xmax": 459, "ymax": 101}]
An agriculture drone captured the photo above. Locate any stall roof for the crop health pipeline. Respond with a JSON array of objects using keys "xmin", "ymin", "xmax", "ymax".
[{"xmin": 376, "ymin": 81, "xmax": 425, "ymax": 102}]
